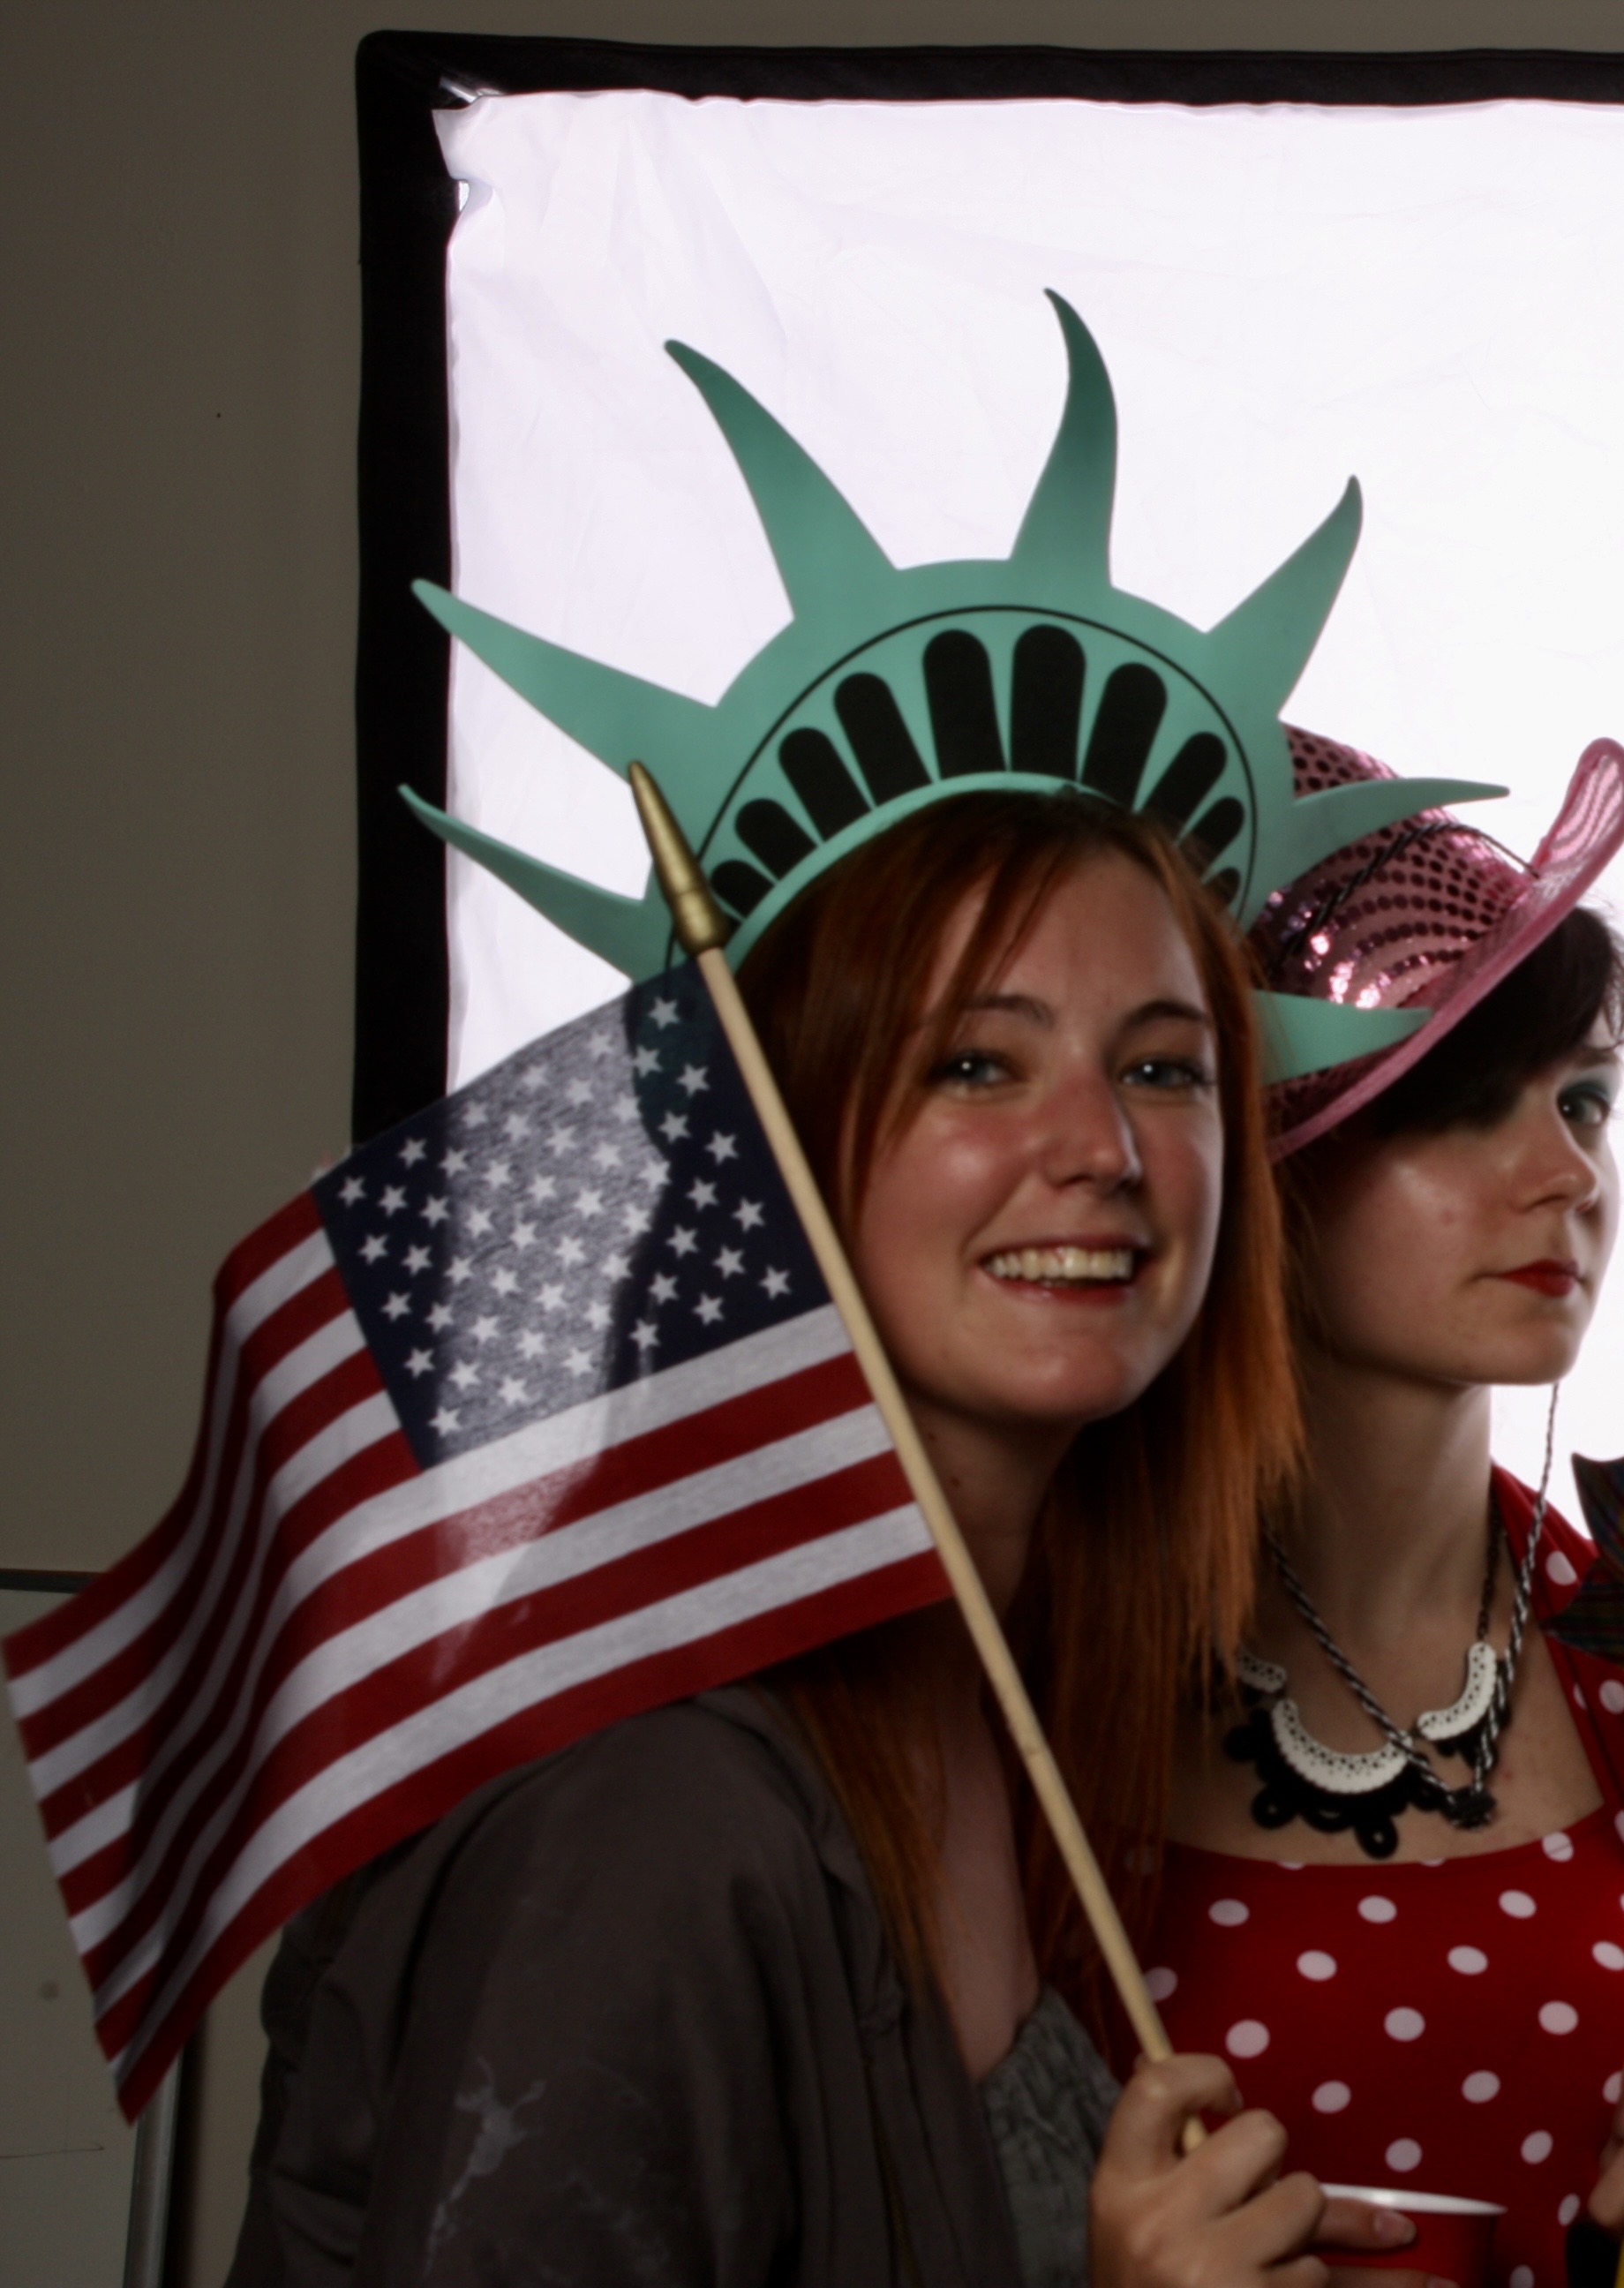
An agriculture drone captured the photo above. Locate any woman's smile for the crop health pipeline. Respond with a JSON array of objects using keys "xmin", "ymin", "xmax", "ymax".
[{"xmin": 980, "ymin": 1238, "xmax": 1147, "ymax": 1298}]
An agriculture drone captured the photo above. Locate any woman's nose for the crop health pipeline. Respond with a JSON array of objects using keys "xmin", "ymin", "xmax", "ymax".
[
  {"xmin": 1042, "ymin": 1073, "xmax": 1143, "ymax": 1192},
  {"xmin": 1511, "ymin": 1105, "xmax": 1604, "ymax": 1212}
]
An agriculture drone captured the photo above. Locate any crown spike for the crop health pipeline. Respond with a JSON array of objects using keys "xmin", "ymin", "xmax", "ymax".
[
  {"xmin": 1244, "ymin": 774, "xmax": 1508, "ymax": 928},
  {"xmin": 665, "ymin": 342, "xmax": 894, "ymax": 617},
  {"xmin": 1253, "ymin": 990, "xmax": 1430, "ymax": 1086},
  {"xmin": 412, "ymin": 583, "xmax": 731, "ymax": 838},
  {"xmin": 401, "ymin": 789, "xmax": 670, "ymax": 980},
  {"xmin": 1009, "ymin": 293, "xmax": 1117, "ymax": 584},
  {"xmin": 1203, "ymin": 479, "xmax": 1363, "ymax": 719}
]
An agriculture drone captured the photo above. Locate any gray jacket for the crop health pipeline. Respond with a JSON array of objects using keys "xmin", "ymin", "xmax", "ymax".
[{"xmin": 227, "ymin": 1687, "xmax": 1046, "ymax": 2286}]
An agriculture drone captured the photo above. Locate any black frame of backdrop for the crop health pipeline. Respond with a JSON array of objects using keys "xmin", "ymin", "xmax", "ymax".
[{"xmin": 353, "ymin": 33, "xmax": 1624, "ymax": 1144}]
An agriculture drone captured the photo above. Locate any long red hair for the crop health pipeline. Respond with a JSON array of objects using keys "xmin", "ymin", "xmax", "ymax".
[{"xmin": 740, "ymin": 788, "xmax": 1297, "ymax": 2036}]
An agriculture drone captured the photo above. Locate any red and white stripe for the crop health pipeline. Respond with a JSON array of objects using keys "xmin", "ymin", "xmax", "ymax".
[{"xmin": 4, "ymin": 1191, "xmax": 944, "ymax": 2118}]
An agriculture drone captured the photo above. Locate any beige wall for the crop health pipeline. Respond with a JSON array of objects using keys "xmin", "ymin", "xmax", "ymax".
[{"xmin": 4, "ymin": 4, "xmax": 1619, "ymax": 2278}]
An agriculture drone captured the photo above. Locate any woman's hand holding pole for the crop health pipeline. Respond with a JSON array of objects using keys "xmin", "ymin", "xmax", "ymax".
[{"xmin": 1092, "ymin": 2055, "xmax": 1423, "ymax": 2288}]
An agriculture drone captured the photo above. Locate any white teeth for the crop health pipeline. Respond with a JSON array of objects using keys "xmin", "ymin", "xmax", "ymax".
[{"xmin": 985, "ymin": 1246, "xmax": 1136, "ymax": 1284}]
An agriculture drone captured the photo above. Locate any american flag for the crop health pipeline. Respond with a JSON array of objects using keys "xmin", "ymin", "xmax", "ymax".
[{"xmin": 4, "ymin": 967, "xmax": 946, "ymax": 2118}]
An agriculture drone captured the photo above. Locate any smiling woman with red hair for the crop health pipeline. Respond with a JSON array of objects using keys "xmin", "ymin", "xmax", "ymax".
[{"xmin": 232, "ymin": 786, "xmax": 1412, "ymax": 2288}]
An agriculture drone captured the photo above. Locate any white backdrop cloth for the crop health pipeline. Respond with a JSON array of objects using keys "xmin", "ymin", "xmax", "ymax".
[{"xmin": 433, "ymin": 88, "xmax": 1624, "ymax": 1525}]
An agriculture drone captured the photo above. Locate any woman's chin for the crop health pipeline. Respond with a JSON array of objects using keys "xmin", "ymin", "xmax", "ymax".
[{"xmin": 980, "ymin": 1350, "xmax": 1171, "ymax": 1433}]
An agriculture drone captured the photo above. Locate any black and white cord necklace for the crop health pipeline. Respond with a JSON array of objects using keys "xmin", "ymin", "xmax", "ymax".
[{"xmin": 1224, "ymin": 1391, "xmax": 1558, "ymax": 1861}]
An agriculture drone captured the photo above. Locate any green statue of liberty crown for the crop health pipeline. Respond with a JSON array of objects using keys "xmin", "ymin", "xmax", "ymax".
[{"xmin": 407, "ymin": 293, "xmax": 1503, "ymax": 1081}]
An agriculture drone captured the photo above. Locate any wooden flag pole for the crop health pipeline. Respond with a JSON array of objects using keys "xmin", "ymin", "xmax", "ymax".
[{"xmin": 628, "ymin": 760, "xmax": 1182, "ymax": 2078}]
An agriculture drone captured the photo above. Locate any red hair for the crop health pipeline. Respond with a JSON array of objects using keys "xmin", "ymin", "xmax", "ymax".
[{"xmin": 741, "ymin": 788, "xmax": 1297, "ymax": 2037}]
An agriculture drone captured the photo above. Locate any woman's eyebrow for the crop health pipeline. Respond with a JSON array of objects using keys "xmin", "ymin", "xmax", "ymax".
[
  {"xmin": 1122, "ymin": 997, "xmax": 1214, "ymax": 1032},
  {"xmin": 959, "ymin": 992, "xmax": 1052, "ymax": 1025},
  {"xmin": 947, "ymin": 993, "xmax": 1214, "ymax": 1032}
]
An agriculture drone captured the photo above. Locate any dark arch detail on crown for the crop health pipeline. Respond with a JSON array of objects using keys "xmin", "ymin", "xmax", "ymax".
[
  {"xmin": 779, "ymin": 728, "xmax": 871, "ymax": 839},
  {"xmin": 926, "ymin": 631, "xmax": 1005, "ymax": 779},
  {"xmin": 1080, "ymin": 663, "xmax": 1168, "ymax": 809},
  {"xmin": 835, "ymin": 674, "xmax": 931, "ymax": 803},
  {"xmin": 1146, "ymin": 733, "xmax": 1228, "ymax": 834},
  {"xmin": 737, "ymin": 799, "xmax": 815, "ymax": 879},
  {"xmin": 711, "ymin": 858, "xmax": 774, "ymax": 918},
  {"xmin": 1010, "ymin": 625, "xmax": 1085, "ymax": 780}
]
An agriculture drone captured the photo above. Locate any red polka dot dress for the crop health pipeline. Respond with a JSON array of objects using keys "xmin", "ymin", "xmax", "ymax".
[{"xmin": 1150, "ymin": 1475, "xmax": 1624, "ymax": 2288}]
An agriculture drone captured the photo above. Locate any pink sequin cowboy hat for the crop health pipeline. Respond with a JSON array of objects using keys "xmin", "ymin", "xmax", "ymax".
[{"xmin": 1253, "ymin": 727, "xmax": 1624, "ymax": 1159}]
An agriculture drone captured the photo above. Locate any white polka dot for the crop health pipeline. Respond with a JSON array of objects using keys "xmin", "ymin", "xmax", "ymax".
[
  {"xmin": 1500, "ymin": 1888, "xmax": 1538, "ymax": 1918},
  {"xmin": 1145, "ymin": 1966, "xmax": 1177, "ymax": 2001},
  {"xmin": 1548, "ymin": 1549, "xmax": 1579, "ymax": 1585},
  {"xmin": 1540, "ymin": 2001, "xmax": 1580, "ymax": 2034},
  {"xmin": 1595, "ymin": 1943, "xmax": 1624, "ymax": 1972},
  {"xmin": 1312, "ymin": 2081, "xmax": 1352, "ymax": 2113},
  {"xmin": 1385, "ymin": 2007, "xmax": 1426, "ymax": 2042},
  {"xmin": 1606, "ymin": 2071, "xmax": 1623, "ymax": 2105},
  {"xmin": 1359, "ymin": 1894, "xmax": 1398, "ymax": 1923},
  {"xmin": 1577, "ymin": 1683, "xmax": 1590, "ymax": 1710},
  {"xmin": 1602, "ymin": 1680, "xmax": 1624, "ymax": 1714},
  {"xmin": 1421, "ymin": 1857, "xmax": 1446, "ymax": 1868},
  {"xmin": 1544, "ymin": 1830, "xmax": 1575, "ymax": 1862},
  {"xmin": 1297, "ymin": 1950, "xmax": 1337, "ymax": 1982},
  {"xmin": 1511, "ymin": 2269, "xmax": 1536, "ymax": 2288},
  {"xmin": 1448, "ymin": 1946, "xmax": 1489, "ymax": 1975},
  {"xmin": 1277, "ymin": 1861, "xmax": 1304, "ymax": 1870},
  {"xmin": 1615, "ymin": 1810, "xmax": 1624, "ymax": 1847},
  {"xmin": 1386, "ymin": 2138, "xmax": 1423, "ymax": 2173},
  {"xmin": 1209, "ymin": 1898, "xmax": 1249, "ymax": 1927},
  {"xmin": 1226, "ymin": 2020, "xmax": 1270, "ymax": 2058},
  {"xmin": 1523, "ymin": 2131, "xmax": 1555, "ymax": 2164},
  {"xmin": 1560, "ymin": 2195, "xmax": 1583, "ymax": 2226},
  {"xmin": 1462, "ymin": 2071, "xmax": 1500, "ymax": 2103}
]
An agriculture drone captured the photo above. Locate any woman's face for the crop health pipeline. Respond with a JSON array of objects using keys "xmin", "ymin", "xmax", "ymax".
[
  {"xmin": 1297, "ymin": 1034, "xmax": 1621, "ymax": 1390},
  {"xmin": 851, "ymin": 851, "xmax": 1225, "ymax": 1448}
]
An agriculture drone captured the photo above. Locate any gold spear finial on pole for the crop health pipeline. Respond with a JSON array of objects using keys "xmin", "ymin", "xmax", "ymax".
[
  {"xmin": 625, "ymin": 757, "xmax": 1185, "ymax": 2091},
  {"xmin": 628, "ymin": 763, "xmax": 733, "ymax": 959}
]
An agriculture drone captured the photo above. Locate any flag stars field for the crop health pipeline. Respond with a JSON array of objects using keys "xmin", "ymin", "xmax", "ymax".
[{"xmin": 315, "ymin": 971, "xmax": 821, "ymax": 1468}]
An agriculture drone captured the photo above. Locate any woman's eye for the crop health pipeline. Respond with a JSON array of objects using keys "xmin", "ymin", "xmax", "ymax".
[
  {"xmin": 1560, "ymin": 1082, "xmax": 1616, "ymax": 1131},
  {"xmin": 1121, "ymin": 1056, "xmax": 1214, "ymax": 1092},
  {"xmin": 928, "ymin": 1049, "xmax": 1011, "ymax": 1089}
]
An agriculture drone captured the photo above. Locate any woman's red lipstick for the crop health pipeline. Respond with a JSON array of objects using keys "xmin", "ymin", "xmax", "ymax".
[{"xmin": 1496, "ymin": 1259, "xmax": 1582, "ymax": 1298}]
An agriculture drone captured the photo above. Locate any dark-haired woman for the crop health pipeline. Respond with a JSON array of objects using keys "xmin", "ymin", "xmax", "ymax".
[
  {"xmin": 1154, "ymin": 729, "xmax": 1624, "ymax": 2288},
  {"xmin": 230, "ymin": 787, "xmax": 1404, "ymax": 2288}
]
